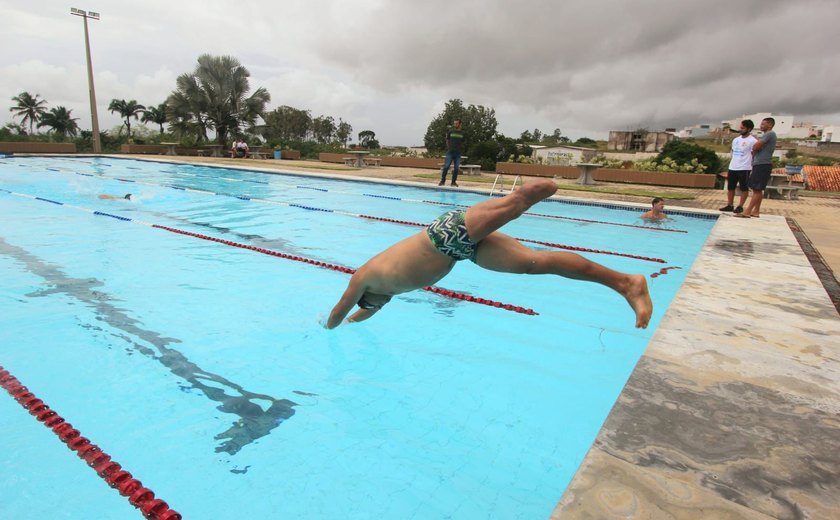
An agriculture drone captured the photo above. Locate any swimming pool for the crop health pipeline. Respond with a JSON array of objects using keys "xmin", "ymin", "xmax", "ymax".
[{"xmin": 0, "ymin": 157, "xmax": 715, "ymax": 519}]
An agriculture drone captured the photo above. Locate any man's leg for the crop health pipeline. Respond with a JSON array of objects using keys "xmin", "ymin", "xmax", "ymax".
[
  {"xmin": 473, "ymin": 232, "xmax": 652, "ymax": 328},
  {"xmin": 440, "ymin": 152, "xmax": 453, "ymax": 185},
  {"xmin": 464, "ymin": 179, "xmax": 558, "ymax": 242},
  {"xmin": 749, "ymin": 190, "xmax": 765, "ymax": 217},
  {"xmin": 451, "ymin": 152, "xmax": 462, "ymax": 185}
]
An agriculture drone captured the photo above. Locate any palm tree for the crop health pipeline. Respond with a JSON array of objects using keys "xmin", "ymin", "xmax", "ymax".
[
  {"xmin": 141, "ymin": 103, "xmax": 168, "ymax": 135},
  {"xmin": 9, "ymin": 92, "xmax": 48, "ymax": 135},
  {"xmin": 167, "ymin": 54, "xmax": 270, "ymax": 145},
  {"xmin": 108, "ymin": 99, "xmax": 145, "ymax": 139},
  {"xmin": 37, "ymin": 106, "xmax": 79, "ymax": 139}
]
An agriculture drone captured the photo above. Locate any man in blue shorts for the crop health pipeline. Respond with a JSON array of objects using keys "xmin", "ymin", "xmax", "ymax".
[
  {"xmin": 736, "ymin": 117, "xmax": 777, "ymax": 218},
  {"xmin": 326, "ymin": 179, "xmax": 653, "ymax": 329},
  {"xmin": 720, "ymin": 119, "xmax": 756, "ymax": 214}
]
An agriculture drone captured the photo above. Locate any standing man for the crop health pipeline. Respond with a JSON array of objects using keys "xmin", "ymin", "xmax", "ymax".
[
  {"xmin": 439, "ymin": 119, "xmax": 466, "ymax": 187},
  {"xmin": 720, "ymin": 119, "xmax": 757, "ymax": 214},
  {"xmin": 736, "ymin": 117, "xmax": 777, "ymax": 218}
]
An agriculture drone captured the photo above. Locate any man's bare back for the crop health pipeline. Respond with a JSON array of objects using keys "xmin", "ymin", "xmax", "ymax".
[{"xmin": 326, "ymin": 180, "xmax": 652, "ymax": 329}]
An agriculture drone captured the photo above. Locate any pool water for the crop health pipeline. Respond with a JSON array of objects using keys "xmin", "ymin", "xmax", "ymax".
[{"xmin": 0, "ymin": 157, "xmax": 715, "ymax": 519}]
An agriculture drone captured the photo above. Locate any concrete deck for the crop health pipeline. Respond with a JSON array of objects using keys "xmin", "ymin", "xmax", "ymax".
[{"xmin": 119, "ymin": 156, "xmax": 840, "ymax": 519}]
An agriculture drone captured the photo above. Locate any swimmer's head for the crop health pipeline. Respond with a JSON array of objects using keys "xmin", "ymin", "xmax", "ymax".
[{"xmin": 124, "ymin": 193, "xmax": 132, "ymax": 200}]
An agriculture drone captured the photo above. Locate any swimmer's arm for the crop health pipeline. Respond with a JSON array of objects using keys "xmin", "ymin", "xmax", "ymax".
[
  {"xmin": 325, "ymin": 277, "xmax": 367, "ymax": 329},
  {"xmin": 346, "ymin": 307, "xmax": 379, "ymax": 324}
]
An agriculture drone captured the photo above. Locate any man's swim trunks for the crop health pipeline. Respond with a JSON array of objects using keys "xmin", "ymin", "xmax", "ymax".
[{"xmin": 426, "ymin": 210, "xmax": 477, "ymax": 261}]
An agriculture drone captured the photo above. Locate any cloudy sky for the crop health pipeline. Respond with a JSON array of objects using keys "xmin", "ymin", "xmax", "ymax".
[{"xmin": 1, "ymin": 0, "xmax": 838, "ymax": 145}]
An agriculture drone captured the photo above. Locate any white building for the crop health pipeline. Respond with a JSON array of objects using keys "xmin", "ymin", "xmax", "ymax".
[
  {"xmin": 722, "ymin": 113, "xmax": 794, "ymax": 136},
  {"xmin": 822, "ymin": 126, "xmax": 839, "ymax": 143},
  {"xmin": 531, "ymin": 145, "xmax": 596, "ymax": 165}
]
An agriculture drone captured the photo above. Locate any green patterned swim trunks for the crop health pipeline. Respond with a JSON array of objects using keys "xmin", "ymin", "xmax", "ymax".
[{"xmin": 426, "ymin": 210, "xmax": 477, "ymax": 261}]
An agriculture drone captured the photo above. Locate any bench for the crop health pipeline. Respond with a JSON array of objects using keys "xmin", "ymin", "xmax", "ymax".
[
  {"xmin": 766, "ymin": 185, "xmax": 802, "ymax": 200},
  {"xmin": 366, "ymin": 157, "xmax": 382, "ymax": 167},
  {"xmin": 343, "ymin": 157, "xmax": 357, "ymax": 167},
  {"xmin": 460, "ymin": 164, "xmax": 481, "ymax": 176},
  {"xmin": 436, "ymin": 163, "xmax": 480, "ymax": 175},
  {"xmin": 247, "ymin": 150, "xmax": 269, "ymax": 160}
]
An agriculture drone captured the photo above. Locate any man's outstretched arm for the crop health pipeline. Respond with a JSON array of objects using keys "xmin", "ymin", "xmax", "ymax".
[{"xmin": 325, "ymin": 277, "xmax": 367, "ymax": 329}]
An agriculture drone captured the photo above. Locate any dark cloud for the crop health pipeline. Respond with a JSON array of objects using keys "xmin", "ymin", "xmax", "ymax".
[{"xmin": 1, "ymin": 0, "xmax": 838, "ymax": 143}]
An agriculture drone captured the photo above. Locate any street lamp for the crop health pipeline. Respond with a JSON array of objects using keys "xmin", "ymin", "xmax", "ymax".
[{"xmin": 70, "ymin": 7, "xmax": 101, "ymax": 153}]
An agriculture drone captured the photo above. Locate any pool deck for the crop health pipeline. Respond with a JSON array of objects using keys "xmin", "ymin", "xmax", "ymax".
[{"xmin": 116, "ymin": 156, "xmax": 840, "ymax": 518}]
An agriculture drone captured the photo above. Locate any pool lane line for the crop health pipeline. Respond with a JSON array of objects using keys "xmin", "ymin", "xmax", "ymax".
[
  {"xmin": 0, "ymin": 366, "xmax": 182, "ymax": 520},
  {"xmin": 23, "ymin": 168, "xmax": 668, "ymax": 264},
  {"xmin": 49, "ymin": 162, "xmax": 687, "ymax": 234},
  {"xmin": 0, "ymin": 188, "xmax": 539, "ymax": 316}
]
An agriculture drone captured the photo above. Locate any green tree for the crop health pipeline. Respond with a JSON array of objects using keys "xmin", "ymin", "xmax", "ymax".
[
  {"xmin": 532, "ymin": 128, "xmax": 542, "ymax": 142},
  {"xmin": 574, "ymin": 137, "xmax": 597, "ymax": 147},
  {"xmin": 336, "ymin": 118, "xmax": 353, "ymax": 148},
  {"xmin": 358, "ymin": 130, "xmax": 379, "ymax": 149},
  {"xmin": 9, "ymin": 91, "xmax": 48, "ymax": 135},
  {"xmin": 656, "ymin": 139, "xmax": 721, "ymax": 173},
  {"xmin": 262, "ymin": 105, "xmax": 312, "ymax": 143},
  {"xmin": 312, "ymin": 115, "xmax": 336, "ymax": 144},
  {"xmin": 519, "ymin": 130, "xmax": 533, "ymax": 142},
  {"xmin": 141, "ymin": 103, "xmax": 168, "ymax": 135},
  {"xmin": 108, "ymin": 99, "xmax": 145, "ymax": 139},
  {"xmin": 167, "ymin": 54, "xmax": 270, "ymax": 145},
  {"xmin": 424, "ymin": 99, "xmax": 498, "ymax": 155},
  {"xmin": 37, "ymin": 106, "xmax": 79, "ymax": 139}
]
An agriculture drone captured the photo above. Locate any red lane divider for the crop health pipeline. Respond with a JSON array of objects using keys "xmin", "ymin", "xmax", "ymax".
[
  {"xmin": 518, "ymin": 238, "xmax": 666, "ymax": 263},
  {"xmin": 358, "ymin": 215, "xmax": 666, "ymax": 263},
  {"xmin": 650, "ymin": 266, "xmax": 682, "ymax": 278},
  {"xmin": 0, "ymin": 366, "xmax": 182, "ymax": 520},
  {"xmin": 421, "ymin": 200, "xmax": 688, "ymax": 233},
  {"xmin": 151, "ymin": 225, "xmax": 538, "ymax": 316}
]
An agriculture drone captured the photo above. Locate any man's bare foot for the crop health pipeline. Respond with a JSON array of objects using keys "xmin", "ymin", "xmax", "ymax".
[
  {"xmin": 623, "ymin": 275, "xmax": 653, "ymax": 328},
  {"xmin": 517, "ymin": 179, "xmax": 558, "ymax": 203}
]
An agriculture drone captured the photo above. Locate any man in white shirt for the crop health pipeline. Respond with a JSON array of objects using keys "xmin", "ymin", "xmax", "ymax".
[{"xmin": 720, "ymin": 119, "xmax": 757, "ymax": 214}]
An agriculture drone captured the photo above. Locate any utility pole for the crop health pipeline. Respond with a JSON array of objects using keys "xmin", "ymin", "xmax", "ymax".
[{"xmin": 70, "ymin": 8, "xmax": 101, "ymax": 153}]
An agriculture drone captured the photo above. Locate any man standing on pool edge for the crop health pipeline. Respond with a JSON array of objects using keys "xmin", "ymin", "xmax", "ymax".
[
  {"xmin": 736, "ymin": 117, "xmax": 777, "ymax": 218},
  {"xmin": 439, "ymin": 119, "xmax": 465, "ymax": 187},
  {"xmin": 326, "ymin": 179, "xmax": 653, "ymax": 329}
]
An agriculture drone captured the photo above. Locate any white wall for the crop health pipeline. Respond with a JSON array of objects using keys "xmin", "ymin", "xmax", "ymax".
[{"xmin": 822, "ymin": 126, "xmax": 839, "ymax": 143}]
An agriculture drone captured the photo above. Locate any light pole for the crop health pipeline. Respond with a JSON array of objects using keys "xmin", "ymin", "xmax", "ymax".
[{"xmin": 70, "ymin": 7, "xmax": 101, "ymax": 153}]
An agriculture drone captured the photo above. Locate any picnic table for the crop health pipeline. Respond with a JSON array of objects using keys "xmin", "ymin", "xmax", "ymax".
[
  {"xmin": 160, "ymin": 142, "xmax": 179, "ymax": 156},
  {"xmin": 346, "ymin": 150, "xmax": 370, "ymax": 168},
  {"xmin": 575, "ymin": 163, "xmax": 600, "ymax": 185},
  {"xmin": 199, "ymin": 144, "xmax": 224, "ymax": 157},
  {"xmin": 247, "ymin": 149, "xmax": 269, "ymax": 160},
  {"xmin": 766, "ymin": 173, "xmax": 803, "ymax": 200}
]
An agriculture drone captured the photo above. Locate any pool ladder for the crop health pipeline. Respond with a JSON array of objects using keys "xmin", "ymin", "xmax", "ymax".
[{"xmin": 490, "ymin": 174, "xmax": 522, "ymax": 196}]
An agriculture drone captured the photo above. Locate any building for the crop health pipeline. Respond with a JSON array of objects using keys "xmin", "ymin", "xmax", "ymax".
[
  {"xmin": 530, "ymin": 145, "xmax": 597, "ymax": 165},
  {"xmin": 821, "ymin": 126, "xmax": 839, "ymax": 143},
  {"xmin": 787, "ymin": 122, "xmax": 823, "ymax": 140},
  {"xmin": 676, "ymin": 124, "xmax": 713, "ymax": 138},
  {"xmin": 607, "ymin": 130, "xmax": 674, "ymax": 152},
  {"xmin": 722, "ymin": 113, "xmax": 794, "ymax": 136}
]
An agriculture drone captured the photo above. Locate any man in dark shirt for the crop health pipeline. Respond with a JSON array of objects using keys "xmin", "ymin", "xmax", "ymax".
[
  {"xmin": 439, "ymin": 119, "xmax": 465, "ymax": 187},
  {"xmin": 736, "ymin": 117, "xmax": 777, "ymax": 218}
]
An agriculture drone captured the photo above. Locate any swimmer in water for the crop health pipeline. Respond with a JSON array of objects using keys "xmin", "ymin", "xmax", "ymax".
[{"xmin": 98, "ymin": 193, "xmax": 132, "ymax": 201}]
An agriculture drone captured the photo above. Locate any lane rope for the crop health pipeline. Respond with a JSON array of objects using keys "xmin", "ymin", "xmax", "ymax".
[
  {"xmin": 12, "ymin": 158, "xmax": 686, "ymax": 233},
  {"xmin": 19, "ymin": 167, "xmax": 667, "ymax": 264},
  {"xmin": 0, "ymin": 366, "xmax": 182, "ymax": 520},
  {"xmin": 0, "ymin": 188, "xmax": 538, "ymax": 316}
]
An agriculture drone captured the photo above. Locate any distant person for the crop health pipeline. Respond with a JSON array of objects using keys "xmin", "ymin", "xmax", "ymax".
[
  {"xmin": 98, "ymin": 193, "xmax": 132, "ymax": 201},
  {"xmin": 326, "ymin": 179, "xmax": 652, "ymax": 329},
  {"xmin": 439, "ymin": 119, "xmax": 465, "ymax": 187},
  {"xmin": 641, "ymin": 197, "xmax": 667, "ymax": 221},
  {"xmin": 736, "ymin": 117, "xmax": 777, "ymax": 218},
  {"xmin": 719, "ymin": 119, "xmax": 757, "ymax": 214},
  {"xmin": 230, "ymin": 138, "xmax": 249, "ymax": 158}
]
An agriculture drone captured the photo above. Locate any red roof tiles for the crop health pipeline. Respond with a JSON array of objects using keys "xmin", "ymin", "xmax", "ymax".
[{"xmin": 773, "ymin": 166, "xmax": 840, "ymax": 192}]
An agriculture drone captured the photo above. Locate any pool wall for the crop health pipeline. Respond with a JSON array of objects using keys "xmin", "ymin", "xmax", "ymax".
[{"xmin": 553, "ymin": 213, "xmax": 840, "ymax": 519}]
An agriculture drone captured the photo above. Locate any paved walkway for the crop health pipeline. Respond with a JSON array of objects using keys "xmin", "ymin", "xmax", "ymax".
[{"xmin": 152, "ymin": 156, "xmax": 839, "ymax": 281}]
